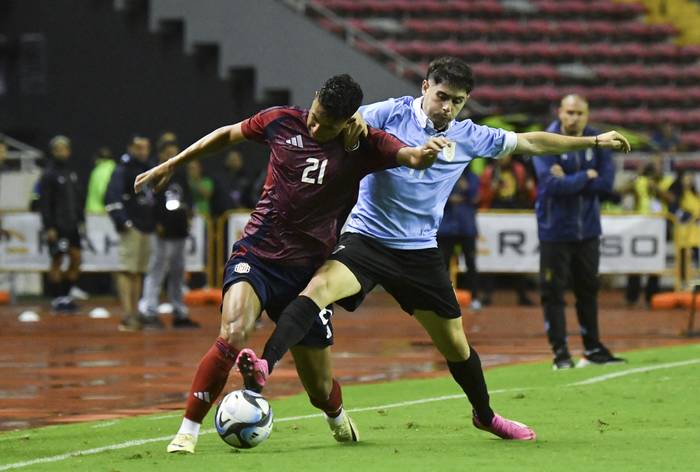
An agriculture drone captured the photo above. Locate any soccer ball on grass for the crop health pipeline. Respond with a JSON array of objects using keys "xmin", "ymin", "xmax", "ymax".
[{"xmin": 214, "ymin": 389, "xmax": 273, "ymax": 449}]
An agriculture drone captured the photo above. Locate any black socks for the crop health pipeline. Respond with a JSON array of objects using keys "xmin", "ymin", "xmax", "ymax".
[
  {"xmin": 447, "ymin": 346, "xmax": 495, "ymax": 426},
  {"xmin": 262, "ymin": 296, "xmax": 321, "ymax": 373}
]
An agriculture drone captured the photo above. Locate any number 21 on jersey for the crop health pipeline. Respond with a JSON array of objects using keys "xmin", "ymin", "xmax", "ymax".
[{"xmin": 301, "ymin": 158, "xmax": 328, "ymax": 185}]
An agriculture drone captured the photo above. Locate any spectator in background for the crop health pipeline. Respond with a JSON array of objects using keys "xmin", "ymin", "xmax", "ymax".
[
  {"xmin": 534, "ymin": 94, "xmax": 625, "ymax": 370},
  {"xmin": 211, "ymin": 150, "xmax": 253, "ymax": 216},
  {"xmin": 438, "ymin": 168, "xmax": 482, "ymax": 312},
  {"xmin": 0, "ymin": 138, "xmax": 7, "ymax": 171},
  {"xmin": 138, "ymin": 139, "xmax": 200, "ymax": 329},
  {"xmin": 479, "ymin": 154, "xmax": 535, "ymax": 306},
  {"xmin": 625, "ymin": 160, "xmax": 674, "ymax": 307},
  {"xmin": 479, "ymin": 154, "xmax": 535, "ymax": 210},
  {"xmin": 38, "ymin": 135, "xmax": 85, "ymax": 312},
  {"xmin": 85, "ymin": 147, "xmax": 116, "ymax": 215},
  {"xmin": 651, "ymin": 123, "xmax": 681, "ymax": 153},
  {"xmin": 669, "ymin": 170, "xmax": 700, "ymax": 286},
  {"xmin": 187, "ymin": 161, "xmax": 214, "ymax": 217},
  {"xmin": 106, "ymin": 135, "xmax": 155, "ymax": 331}
]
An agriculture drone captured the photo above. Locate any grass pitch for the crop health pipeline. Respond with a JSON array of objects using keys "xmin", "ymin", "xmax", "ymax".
[{"xmin": 1, "ymin": 344, "xmax": 699, "ymax": 472}]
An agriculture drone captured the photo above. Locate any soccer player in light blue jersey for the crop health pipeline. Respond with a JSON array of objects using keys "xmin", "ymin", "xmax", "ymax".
[{"xmin": 237, "ymin": 57, "xmax": 631, "ymax": 442}]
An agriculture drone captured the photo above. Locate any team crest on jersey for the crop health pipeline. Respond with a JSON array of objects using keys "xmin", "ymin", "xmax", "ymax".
[
  {"xmin": 234, "ymin": 262, "xmax": 251, "ymax": 274},
  {"xmin": 442, "ymin": 141, "xmax": 456, "ymax": 162}
]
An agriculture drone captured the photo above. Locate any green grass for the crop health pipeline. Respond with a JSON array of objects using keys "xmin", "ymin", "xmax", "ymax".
[{"xmin": 1, "ymin": 344, "xmax": 699, "ymax": 472}]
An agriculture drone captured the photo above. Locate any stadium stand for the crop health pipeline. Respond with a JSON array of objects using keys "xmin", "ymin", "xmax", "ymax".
[{"xmin": 308, "ymin": 0, "xmax": 700, "ymax": 147}]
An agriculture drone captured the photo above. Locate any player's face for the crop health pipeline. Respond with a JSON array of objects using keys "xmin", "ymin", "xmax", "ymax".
[
  {"xmin": 159, "ymin": 143, "xmax": 179, "ymax": 162},
  {"xmin": 307, "ymin": 99, "xmax": 352, "ymax": 143},
  {"xmin": 51, "ymin": 143, "xmax": 71, "ymax": 161},
  {"xmin": 129, "ymin": 138, "xmax": 151, "ymax": 162},
  {"xmin": 558, "ymin": 98, "xmax": 589, "ymax": 136},
  {"xmin": 421, "ymin": 80, "xmax": 468, "ymax": 131}
]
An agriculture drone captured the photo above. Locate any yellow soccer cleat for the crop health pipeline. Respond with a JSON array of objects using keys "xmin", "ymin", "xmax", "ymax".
[
  {"xmin": 166, "ymin": 433, "xmax": 197, "ymax": 454},
  {"xmin": 327, "ymin": 412, "xmax": 359, "ymax": 442}
]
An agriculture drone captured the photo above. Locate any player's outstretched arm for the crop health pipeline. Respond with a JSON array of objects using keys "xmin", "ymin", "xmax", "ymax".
[
  {"xmin": 134, "ymin": 123, "xmax": 247, "ymax": 192},
  {"xmin": 397, "ymin": 137, "xmax": 451, "ymax": 170},
  {"xmin": 514, "ymin": 130, "xmax": 631, "ymax": 156}
]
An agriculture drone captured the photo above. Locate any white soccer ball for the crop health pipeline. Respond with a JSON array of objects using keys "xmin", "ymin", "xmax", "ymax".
[{"xmin": 214, "ymin": 389, "xmax": 273, "ymax": 449}]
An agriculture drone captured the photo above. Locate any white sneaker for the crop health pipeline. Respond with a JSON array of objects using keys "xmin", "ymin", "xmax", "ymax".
[
  {"xmin": 326, "ymin": 412, "xmax": 359, "ymax": 442},
  {"xmin": 167, "ymin": 433, "xmax": 197, "ymax": 453},
  {"xmin": 69, "ymin": 286, "xmax": 89, "ymax": 300},
  {"xmin": 470, "ymin": 299, "xmax": 482, "ymax": 312}
]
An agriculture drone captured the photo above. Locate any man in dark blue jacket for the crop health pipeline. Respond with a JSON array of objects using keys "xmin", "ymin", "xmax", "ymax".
[
  {"xmin": 438, "ymin": 168, "xmax": 481, "ymax": 311},
  {"xmin": 534, "ymin": 95, "xmax": 625, "ymax": 370},
  {"xmin": 105, "ymin": 135, "xmax": 155, "ymax": 331},
  {"xmin": 39, "ymin": 135, "xmax": 85, "ymax": 312}
]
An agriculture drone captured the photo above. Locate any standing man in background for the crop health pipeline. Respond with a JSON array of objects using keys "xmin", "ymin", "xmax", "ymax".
[
  {"xmin": 39, "ymin": 135, "xmax": 85, "ymax": 312},
  {"xmin": 438, "ymin": 168, "xmax": 482, "ymax": 312},
  {"xmin": 533, "ymin": 94, "xmax": 626, "ymax": 370},
  {"xmin": 85, "ymin": 147, "xmax": 116, "ymax": 215},
  {"xmin": 211, "ymin": 150, "xmax": 253, "ymax": 217},
  {"xmin": 106, "ymin": 135, "xmax": 155, "ymax": 331},
  {"xmin": 138, "ymin": 139, "xmax": 200, "ymax": 329}
]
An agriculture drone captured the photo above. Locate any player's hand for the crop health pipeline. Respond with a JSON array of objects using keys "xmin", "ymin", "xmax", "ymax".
[
  {"xmin": 596, "ymin": 131, "xmax": 631, "ymax": 153},
  {"xmin": 134, "ymin": 160, "xmax": 174, "ymax": 193},
  {"xmin": 343, "ymin": 112, "xmax": 368, "ymax": 151},
  {"xmin": 413, "ymin": 137, "xmax": 451, "ymax": 169},
  {"xmin": 550, "ymin": 164, "xmax": 565, "ymax": 178},
  {"xmin": 45, "ymin": 228, "xmax": 57, "ymax": 243},
  {"xmin": 586, "ymin": 169, "xmax": 599, "ymax": 179}
]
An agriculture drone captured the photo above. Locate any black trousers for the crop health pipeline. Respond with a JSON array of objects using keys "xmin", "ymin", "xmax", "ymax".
[
  {"xmin": 625, "ymin": 275, "xmax": 659, "ymax": 305},
  {"xmin": 540, "ymin": 237, "xmax": 602, "ymax": 353},
  {"xmin": 438, "ymin": 235, "xmax": 478, "ymax": 299}
]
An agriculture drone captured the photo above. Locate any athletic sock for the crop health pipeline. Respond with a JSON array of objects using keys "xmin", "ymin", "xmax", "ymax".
[
  {"xmin": 46, "ymin": 279, "xmax": 61, "ymax": 298},
  {"xmin": 261, "ymin": 296, "xmax": 321, "ymax": 372},
  {"xmin": 308, "ymin": 378, "xmax": 343, "ymax": 418},
  {"xmin": 447, "ymin": 346, "xmax": 495, "ymax": 426},
  {"xmin": 177, "ymin": 417, "xmax": 201, "ymax": 437},
  {"xmin": 183, "ymin": 337, "xmax": 238, "ymax": 424},
  {"xmin": 59, "ymin": 279, "xmax": 71, "ymax": 297}
]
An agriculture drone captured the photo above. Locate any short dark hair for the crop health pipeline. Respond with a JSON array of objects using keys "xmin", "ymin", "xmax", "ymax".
[
  {"xmin": 317, "ymin": 74, "xmax": 364, "ymax": 120},
  {"xmin": 129, "ymin": 134, "xmax": 149, "ymax": 145},
  {"xmin": 426, "ymin": 57, "xmax": 475, "ymax": 94}
]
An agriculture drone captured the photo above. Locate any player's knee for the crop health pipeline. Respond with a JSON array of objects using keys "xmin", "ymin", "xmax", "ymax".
[
  {"xmin": 220, "ymin": 311, "xmax": 255, "ymax": 347},
  {"xmin": 48, "ymin": 270, "xmax": 62, "ymax": 283},
  {"xmin": 302, "ymin": 276, "xmax": 333, "ymax": 306}
]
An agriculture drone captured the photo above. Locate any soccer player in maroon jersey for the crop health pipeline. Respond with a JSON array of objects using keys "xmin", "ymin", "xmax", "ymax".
[{"xmin": 134, "ymin": 74, "xmax": 448, "ymax": 454}]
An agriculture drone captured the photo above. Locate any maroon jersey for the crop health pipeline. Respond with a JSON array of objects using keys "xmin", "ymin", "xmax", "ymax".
[{"xmin": 239, "ymin": 106, "xmax": 406, "ymax": 266}]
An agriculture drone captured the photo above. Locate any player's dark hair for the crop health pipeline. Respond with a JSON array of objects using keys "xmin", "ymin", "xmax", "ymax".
[
  {"xmin": 426, "ymin": 57, "xmax": 475, "ymax": 94},
  {"xmin": 317, "ymin": 74, "xmax": 364, "ymax": 120}
]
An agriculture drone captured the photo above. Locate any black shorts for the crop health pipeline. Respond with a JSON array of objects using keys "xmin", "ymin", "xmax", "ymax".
[
  {"xmin": 48, "ymin": 228, "xmax": 81, "ymax": 257},
  {"xmin": 222, "ymin": 238, "xmax": 334, "ymax": 348},
  {"xmin": 329, "ymin": 232, "xmax": 461, "ymax": 319}
]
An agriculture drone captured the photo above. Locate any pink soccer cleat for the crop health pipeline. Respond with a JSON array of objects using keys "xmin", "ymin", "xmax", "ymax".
[
  {"xmin": 472, "ymin": 412, "xmax": 536, "ymax": 441},
  {"xmin": 236, "ymin": 348, "xmax": 269, "ymax": 391}
]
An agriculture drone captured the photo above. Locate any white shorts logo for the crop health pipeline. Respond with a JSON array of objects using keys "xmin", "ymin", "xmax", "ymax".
[
  {"xmin": 331, "ymin": 245, "xmax": 345, "ymax": 255},
  {"xmin": 234, "ymin": 262, "xmax": 251, "ymax": 274}
]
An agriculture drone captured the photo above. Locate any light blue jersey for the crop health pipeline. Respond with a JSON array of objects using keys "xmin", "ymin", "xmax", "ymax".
[{"xmin": 345, "ymin": 96, "xmax": 518, "ymax": 249}]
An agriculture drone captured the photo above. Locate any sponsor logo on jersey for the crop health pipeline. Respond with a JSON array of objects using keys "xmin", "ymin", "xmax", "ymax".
[
  {"xmin": 284, "ymin": 135, "xmax": 304, "ymax": 148},
  {"xmin": 234, "ymin": 262, "xmax": 251, "ymax": 274}
]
